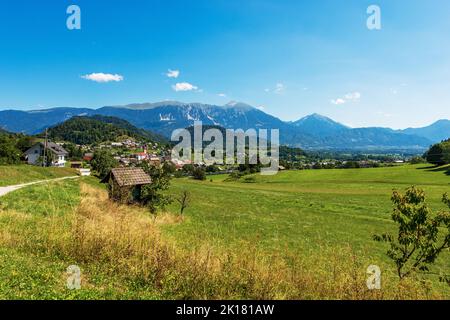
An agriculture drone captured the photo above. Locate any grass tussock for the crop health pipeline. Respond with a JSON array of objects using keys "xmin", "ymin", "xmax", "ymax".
[{"xmin": 0, "ymin": 182, "xmax": 444, "ymax": 299}]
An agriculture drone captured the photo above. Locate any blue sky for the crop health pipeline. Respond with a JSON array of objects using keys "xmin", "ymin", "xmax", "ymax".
[{"xmin": 0, "ymin": 0, "xmax": 449, "ymax": 129}]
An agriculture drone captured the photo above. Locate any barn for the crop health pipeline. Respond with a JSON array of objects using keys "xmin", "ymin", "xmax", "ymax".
[{"xmin": 101, "ymin": 167, "xmax": 152, "ymax": 204}]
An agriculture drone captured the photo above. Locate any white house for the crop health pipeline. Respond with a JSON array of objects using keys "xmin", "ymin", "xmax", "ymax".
[{"xmin": 24, "ymin": 142, "xmax": 69, "ymax": 167}]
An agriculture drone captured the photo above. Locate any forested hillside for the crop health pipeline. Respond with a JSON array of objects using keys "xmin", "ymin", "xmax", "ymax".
[{"xmin": 46, "ymin": 116, "xmax": 166, "ymax": 145}]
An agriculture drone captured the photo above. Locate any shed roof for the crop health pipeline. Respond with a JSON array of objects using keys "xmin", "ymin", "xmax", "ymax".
[{"xmin": 102, "ymin": 167, "xmax": 152, "ymax": 187}]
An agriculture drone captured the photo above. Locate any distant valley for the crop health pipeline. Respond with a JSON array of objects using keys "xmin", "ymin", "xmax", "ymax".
[{"xmin": 1, "ymin": 101, "xmax": 449, "ymax": 152}]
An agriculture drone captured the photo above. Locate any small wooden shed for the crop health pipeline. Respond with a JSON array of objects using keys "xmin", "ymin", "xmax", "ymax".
[{"xmin": 101, "ymin": 167, "xmax": 152, "ymax": 203}]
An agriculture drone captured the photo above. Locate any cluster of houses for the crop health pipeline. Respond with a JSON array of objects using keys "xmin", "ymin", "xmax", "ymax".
[
  {"xmin": 22, "ymin": 140, "xmax": 193, "ymax": 172},
  {"xmin": 100, "ymin": 139, "xmax": 159, "ymax": 150},
  {"xmin": 115, "ymin": 149, "xmax": 162, "ymax": 167}
]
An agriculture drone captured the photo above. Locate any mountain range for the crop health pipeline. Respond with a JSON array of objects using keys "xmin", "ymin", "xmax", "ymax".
[{"xmin": 0, "ymin": 101, "xmax": 449, "ymax": 152}]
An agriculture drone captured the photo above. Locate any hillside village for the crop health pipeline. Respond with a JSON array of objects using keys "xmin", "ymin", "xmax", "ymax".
[{"xmin": 2, "ymin": 116, "xmax": 445, "ymax": 176}]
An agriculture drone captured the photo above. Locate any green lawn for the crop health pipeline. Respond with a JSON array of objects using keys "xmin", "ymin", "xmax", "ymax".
[
  {"xmin": 0, "ymin": 165, "xmax": 77, "ymax": 186},
  {"xmin": 164, "ymin": 164, "xmax": 450, "ymax": 292},
  {"xmin": 0, "ymin": 179, "xmax": 80, "ymax": 216}
]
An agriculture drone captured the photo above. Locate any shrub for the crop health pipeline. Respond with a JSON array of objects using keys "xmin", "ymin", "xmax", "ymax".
[{"xmin": 192, "ymin": 167, "xmax": 206, "ymax": 181}]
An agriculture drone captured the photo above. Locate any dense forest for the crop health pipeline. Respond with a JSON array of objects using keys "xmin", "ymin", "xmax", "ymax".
[{"xmin": 46, "ymin": 116, "xmax": 166, "ymax": 145}]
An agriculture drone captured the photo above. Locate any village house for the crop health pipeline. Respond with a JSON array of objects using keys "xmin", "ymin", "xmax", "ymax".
[
  {"xmin": 149, "ymin": 156, "xmax": 161, "ymax": 167},
  {"xmin": 135, "ymin": 152, "xmax": 148, "ymax": 161},
  {"xmin": 24, "ymin": 142, "xmax": 68, "ymax": 167},
  {"xmin": 171, "ymin": 158, "xmax": 192, "ymax": 170},
  {"xmin": 101, "ymin": 167, "xmax": 152, "ymax": 203},
  {"xmin": 83, "ymin": 153, "xmax": 94, "ymax": 162}
]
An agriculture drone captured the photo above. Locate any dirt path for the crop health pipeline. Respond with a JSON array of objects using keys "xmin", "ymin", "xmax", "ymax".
[{"xmin": 0, "ymin": 176, "xmax": 79, "ymax": 197}]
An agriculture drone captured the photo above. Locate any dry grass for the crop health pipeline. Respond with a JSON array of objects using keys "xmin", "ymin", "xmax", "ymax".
[{"xmin": 0, "ymin": 183, "xmax": 444, "ymax": 299}]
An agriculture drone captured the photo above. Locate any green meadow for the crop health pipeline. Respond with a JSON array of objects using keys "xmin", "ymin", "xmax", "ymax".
[
  {"xmin": 0, "ymin": 165, "xmax": 76, "ymax": 186},
  {"xmin": 164, "ymin": 164, "xmax": 450, "ymax": 291},
  {"xmin": 0, "ymin": 164, "xmax": 449, "ymax": 299}
]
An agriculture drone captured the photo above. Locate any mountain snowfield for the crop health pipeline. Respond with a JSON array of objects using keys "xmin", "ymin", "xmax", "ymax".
[{"xmin": 1, "ymin": 101, "xmax": 449, "ymax": 151}]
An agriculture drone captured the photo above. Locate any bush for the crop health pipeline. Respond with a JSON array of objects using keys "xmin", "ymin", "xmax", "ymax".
[
  {"xmin": 243, "ymin": 176, "xmax": 256, "ymax": 183},
  {"xmin": 192, "ymin": 167, "xmax": 206, "ymax": 180},
  {"xmin": 409, "ymin": 156, "xmax": 425, "ymax": 164}
]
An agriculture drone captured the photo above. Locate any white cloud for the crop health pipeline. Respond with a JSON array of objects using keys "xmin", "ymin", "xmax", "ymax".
[
  {"xmin": 376, "ymin": 111, "xmax": 394, "ymax": 118},
  {"xmin": 331, "ymin": 98, "xmax": 346, "ymax": 105},
  {"xmin": 172, "ymin": 82, "xmax": 199, "ymax": 92},
  {"xmin": 166, "ymin": 69, "xmax": 180, "ymax": 78},
  {"xmin": 256, "ymin": 105, "xmax": 265, "ymax": 111},
  {"xmin": 331, "ymin": 91, "xmax": 361, "ymax": 105},
  {"xmin": 81, "ymin": 73, "xmax": 124, "ymax": 83},
  {"xmin": 265, "ymin": 83, "xmax": 286, "ymax": 94},
  {"xmin": 274, "ymin": 83, "xmax": 285, "ymax": 94},
  {"xmin": 344, "ymin": 92, "xmax": 361, "ymax": 101},
  {"xmin": 218, "ymin": 93, "xmax": 227, "ymax": 97}
]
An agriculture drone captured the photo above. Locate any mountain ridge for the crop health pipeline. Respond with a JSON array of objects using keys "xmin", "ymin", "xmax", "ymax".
[{"xmin": 0, "ymin": 101, "xmax": 448, "ymax": 151}]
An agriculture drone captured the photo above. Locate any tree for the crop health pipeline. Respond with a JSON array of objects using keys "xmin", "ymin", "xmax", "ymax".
[
  {"xmin": 15, "ymin": 135, "xmax": 34, "ymax": 152},
  {"xmin": 139, "ymin": 162, "xmax": 173, "ymax": 214},
  {"xmin": 425, "ymin": 139, "xmax": 450, "ymax": 166},
  {"xmin": 91, "ymin": 150, "xmax": 118, "ymax": 179},
  {"xmin": 63, "ymin": 143, "xmax": 83, "ymax": 160},
  {"xmin": 162, "ymin": 161, "xmax": 176, "ymax": 174},
  {"xmin": 0, "ymin": 135, "xmax": 21, "ymax": 165},
  {"xmin": 374, "ymin": 186, "xmax": 450, "ymax": 280},
  {"xmin": 176, "ymin": 190, "xmax": 191, "ymax": 215}
]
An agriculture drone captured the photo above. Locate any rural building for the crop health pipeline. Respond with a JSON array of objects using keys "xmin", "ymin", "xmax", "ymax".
[
  {"xmin": 24, "ymin": 142, "xmax": 68, "ymax": 167},
  {"xmin": 135, "ymin": 152, "xmax": 148, "ymax": 161},
  {"xmin": 101, "ymin": 167, "xmax": 152, "ymax": 203},
  {"xmin": 149, "ymin": 156, "xmax": 161, "ymax": 167},
  {"xmin": 78, "ymin": 168, "xmax": 91, "ymax": 176},
  {"xmin": 83, "ymin": 153, "xmax": 94, "ymax": 162},
  {"xmin": 70, "ymin": 161, "xmax": 82, "ymax": 168}
]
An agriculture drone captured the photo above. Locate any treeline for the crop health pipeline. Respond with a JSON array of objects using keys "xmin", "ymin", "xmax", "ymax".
[
  {"xmin": 424, "ymin": 138, "xmax": 450, "ymax": 166},
  {"xmin": 0, "ymin": 131, "xmax": 34, "ymax": 165}
]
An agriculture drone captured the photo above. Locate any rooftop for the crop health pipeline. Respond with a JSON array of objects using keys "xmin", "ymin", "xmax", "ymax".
[{"xmin": 102, "ymin": 167, "xmax": 152, "ymax": 187}]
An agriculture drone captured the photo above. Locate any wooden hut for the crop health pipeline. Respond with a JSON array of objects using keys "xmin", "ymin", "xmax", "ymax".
[{"xmin": 101, "ymin": 167, "xmax": 152, "ymax": 204}]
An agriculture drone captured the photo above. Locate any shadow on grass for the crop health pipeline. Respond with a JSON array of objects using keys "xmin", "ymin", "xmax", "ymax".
[{"xmin": 416, "ymin": 164, "xmax": 450, "ymax": 176}]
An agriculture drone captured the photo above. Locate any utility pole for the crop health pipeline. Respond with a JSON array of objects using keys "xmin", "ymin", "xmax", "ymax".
[{"xmin": 42, "ymin": 128, "xmax": 48, "ymax": 167}]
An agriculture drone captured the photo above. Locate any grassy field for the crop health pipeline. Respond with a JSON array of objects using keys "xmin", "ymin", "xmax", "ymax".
[
  {"xmin": 165, "ymin": 164, "xmax": 450, "ymax": 253},
  {"xmin": 0, "ymin": 164, "xmax": 449, "ymax": 299},
  {"xmin": 0, "ymin": 165, "xmax": 76, "ymax": 186},
  {"xmin": 163, "ymin": 164, "xmax": 450, "ymax": 295}
]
